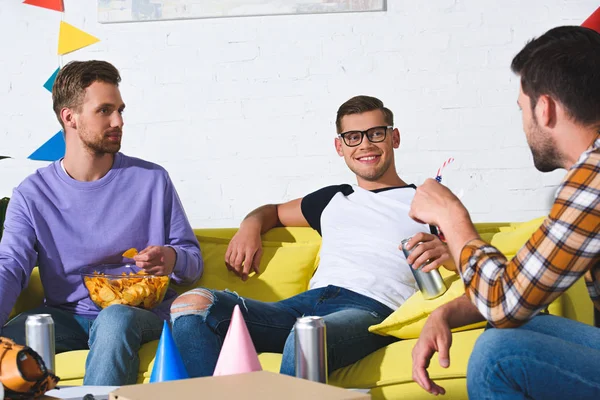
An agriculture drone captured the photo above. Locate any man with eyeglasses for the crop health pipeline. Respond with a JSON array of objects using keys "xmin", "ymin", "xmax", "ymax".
[{"xmin": 170, "ymin": 95, "xmax": 455, "ymax": 378}]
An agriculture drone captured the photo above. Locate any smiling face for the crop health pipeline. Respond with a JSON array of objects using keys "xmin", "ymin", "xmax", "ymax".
[
  {"xmin": 69, "ymin": 81, "xmax": 125, "ymax": 156},
  {"xmin": 335, "ymin": 109, "xmax": 400, "ymax": 184}
]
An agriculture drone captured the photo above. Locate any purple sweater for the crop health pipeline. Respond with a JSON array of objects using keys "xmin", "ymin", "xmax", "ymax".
[{"xmin": 0, "ymin": 153, "xmax": 202, "ymax": 326}]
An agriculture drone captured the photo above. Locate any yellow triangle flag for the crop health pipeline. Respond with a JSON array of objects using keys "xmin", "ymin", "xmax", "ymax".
[{"xmin": 58, "ymin": 21, "xmax": 100, "ymax": 55}]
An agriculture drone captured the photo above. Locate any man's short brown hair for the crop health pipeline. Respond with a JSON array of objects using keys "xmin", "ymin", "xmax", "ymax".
[
  {"xmin": 52, "ymin": 60, "xmax": 121, "ymax": 129},
  {"xmin": 335, "ymin": 95, "xmax": 394, "ymax": 133},
  {"xmin": 511, "ymin": 26, "xmax": 600, "ymax": 128}
]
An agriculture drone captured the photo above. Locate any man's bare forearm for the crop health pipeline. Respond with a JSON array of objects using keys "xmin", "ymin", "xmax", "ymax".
[
  {"xmin": 239, "ymin": 204, "xmax": 281, "ymax": 234},
  {"xmin": 432, "ymin": 294, "xmax": 485, "ymax": 329},
  {"xmin": 438, "ymin": 204, "xmax": 480, "ymax": 268}
]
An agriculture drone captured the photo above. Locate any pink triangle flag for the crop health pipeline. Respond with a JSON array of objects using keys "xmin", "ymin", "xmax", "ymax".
[{"xmin": 213, "ymin": 305, "xmax": 262, "ymax": 376}]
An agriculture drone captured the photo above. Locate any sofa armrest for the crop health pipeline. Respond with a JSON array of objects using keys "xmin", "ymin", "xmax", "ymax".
[{"xmin": 473, "ymin": 222, "xmax": 511, "ymax": 235}]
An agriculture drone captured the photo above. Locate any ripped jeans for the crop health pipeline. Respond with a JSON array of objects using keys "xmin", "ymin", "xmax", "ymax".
[{"xmin": 171, "ymin": 285, "xmax": 397, "ymax": 377}]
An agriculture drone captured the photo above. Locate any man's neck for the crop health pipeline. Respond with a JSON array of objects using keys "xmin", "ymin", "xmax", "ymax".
[
  {"xmin": 357, "ymin": 172, "xmax": 407, "ymax": 191},
  {"xmin": 559, "ymin": 126, "xmax": 600, "ymax": 169},
  {"xmin": 62, "ymin": 149, "xmax": 116, "ymax": 182}
]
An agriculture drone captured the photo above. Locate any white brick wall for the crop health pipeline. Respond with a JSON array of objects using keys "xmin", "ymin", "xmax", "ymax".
[{"xmin": 0, "ymin": 0, "xmax": 597, "ymax": 228}]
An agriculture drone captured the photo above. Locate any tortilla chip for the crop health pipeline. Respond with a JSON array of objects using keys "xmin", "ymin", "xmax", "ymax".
[{"xmin": 122, "ymin": 248, "xmax": 138, "ymax": 258}]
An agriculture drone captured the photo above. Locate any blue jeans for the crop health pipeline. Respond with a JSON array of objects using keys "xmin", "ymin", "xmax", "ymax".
[
  {"xmin": 171, "ymin": 285, "xmax": 397, "ymax": 377},
  {"xmin": 467, "ymin": 314, "xmax": 600, "ymax": 399},
  {"xmin": 2, "ymin": 305, "xmax": 163, "ymax": 385}
]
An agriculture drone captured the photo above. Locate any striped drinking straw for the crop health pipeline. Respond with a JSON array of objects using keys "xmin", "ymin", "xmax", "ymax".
[
  {"xmin": 434, "ymin": 157, "xmax": 454, "ymax": 242},
  {"xmin": 435, "ymin": 157, "xmax": 454, "ymax": 183}
]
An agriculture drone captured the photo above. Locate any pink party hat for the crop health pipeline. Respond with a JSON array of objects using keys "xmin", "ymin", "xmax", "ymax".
[{"xmin": 213, "ymin": 305, "xmax": 262, "ymax": 376}]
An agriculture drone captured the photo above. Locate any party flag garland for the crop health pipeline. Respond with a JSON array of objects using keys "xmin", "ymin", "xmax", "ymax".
[{"xmin": 22, "ymin": 1, "xmax": 100, "ymax": 161}]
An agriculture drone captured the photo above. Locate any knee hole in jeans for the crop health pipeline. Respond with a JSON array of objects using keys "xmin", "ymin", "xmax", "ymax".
[{"xmin": 171, "ymin": 288, "xmax": 215, "ymax": 320}]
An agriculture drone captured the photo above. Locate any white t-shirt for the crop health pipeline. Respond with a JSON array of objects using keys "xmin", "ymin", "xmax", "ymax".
[{"xmin": 301, "ymin": 184, "xmax": 434, "ymax": 310}]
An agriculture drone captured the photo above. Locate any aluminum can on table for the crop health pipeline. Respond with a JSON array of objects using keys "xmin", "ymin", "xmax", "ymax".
[
  {"xmin": 402, "ymin": 238, "xmax": 448, "ymax": 299},
  {"xmin": 25, "ymin": 314, "xmax": 55, "ymax": 373},
  {"xmin": 294, "ymin": 316, "xmax": 327, "ymax": 383}
]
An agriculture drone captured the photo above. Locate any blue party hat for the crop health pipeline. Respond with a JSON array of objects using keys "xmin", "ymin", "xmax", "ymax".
[{"xmin": 149, "ymin": 321, "xmax": 189, "ymax": 383}]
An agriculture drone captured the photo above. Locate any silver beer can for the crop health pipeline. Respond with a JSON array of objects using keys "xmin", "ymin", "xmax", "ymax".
[
  {"xmin": 294, "ymin": 316, "xmax": 327, "ymax": 384},
  {"xmin": 25, "ymin": 314, "xmax": 55, "ymax": 373},
  {"xmin": 401, "ymin": 238, "xmax": 448, "ymax": 300}
]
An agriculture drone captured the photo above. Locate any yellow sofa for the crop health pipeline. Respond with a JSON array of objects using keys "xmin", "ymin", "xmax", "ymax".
[{"xmin": 8, "ymin": 224, "xmax": 594, "ymax": 399}]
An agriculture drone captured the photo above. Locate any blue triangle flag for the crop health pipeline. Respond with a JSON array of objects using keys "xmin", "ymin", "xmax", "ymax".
[
  {"xmin": 28, "ymin": 131, "xmax": 65, "ymax": 161},
  {"xmin": 150, "ymin": 321, "xmax": 189, "ymax": 383},
  {"xmin": 43, "ymin": 67, "xmax": 60, "ymax": 93}
]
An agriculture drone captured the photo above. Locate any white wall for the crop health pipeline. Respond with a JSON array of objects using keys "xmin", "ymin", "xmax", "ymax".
[{"xmin": 0, "ymin": 0, "xmax": 596, "ymax": 228}]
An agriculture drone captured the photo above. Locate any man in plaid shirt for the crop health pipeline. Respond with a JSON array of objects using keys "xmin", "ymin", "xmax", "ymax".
[{"xmin": 409, "ymin": 26, "xmax": 600, "ymax": 399}]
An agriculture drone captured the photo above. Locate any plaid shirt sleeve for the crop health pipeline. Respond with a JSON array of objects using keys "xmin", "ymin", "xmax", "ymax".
[{"xmin": 459, "ymin": 139, "xmax": 600, "ymax": 328}]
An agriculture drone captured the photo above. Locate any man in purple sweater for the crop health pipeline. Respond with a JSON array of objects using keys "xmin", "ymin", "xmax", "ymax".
[{"xmin": 0, "ymin": 61, "xmax": 203, "ymax": 385}]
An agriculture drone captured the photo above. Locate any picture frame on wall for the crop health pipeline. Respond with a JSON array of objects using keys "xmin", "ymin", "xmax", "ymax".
[{"xmin": 98, "ymin": 0, "xmax": 387, "ymax": 23}]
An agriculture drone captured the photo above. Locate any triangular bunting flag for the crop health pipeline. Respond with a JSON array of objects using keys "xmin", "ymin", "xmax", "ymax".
[
  {"xmin": 582, "ymin": 7, "xmax": 600, "ymax": 33},
  {"xmin": 213, "ymin": 305, "xmax": 262, "ymax": 376},
  {"xmin": 149, "ymin": 321, "xmax": 189, "ymax": 383},
  {"xmin": 43, "ymin": 67, "xmax": 60, "ymax": 93},
  {"xmin": 23, "ymin": 0, "xmax": 64, "ymax": 12},
  {"xmin": 28, "ymin": 131, "xmax": 65, "ymax": 161},
  {"xmin": 58, "ymin": 21, "xmax": 100, "ymax": 55}
]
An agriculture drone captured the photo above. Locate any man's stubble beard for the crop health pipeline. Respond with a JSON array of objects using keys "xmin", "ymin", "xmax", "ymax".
[
  {"xmin": 78, "ymin": 124, "xmax": 121, "ymax": 156},
  {"xmin": 528, "ymin": 117, "xmax": 562, "ymax": 173}
]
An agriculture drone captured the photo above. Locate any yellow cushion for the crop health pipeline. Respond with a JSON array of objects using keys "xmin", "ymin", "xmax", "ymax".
[
  {"xmin": 193, "ymin": 227, "xmax": 322, "ymax": 244},
  {"xmin": 9, "ymin": 268, "xmax": 44, "ymax": 319},
  {"xmin": 55, "ymin": 350, "xmax": 88, "ymax": 385},
  {"xmin": 368, "ymin": 269, "xmax": 486, "ymax": 339},
  {"xmin": 369, "ymin": 217, "xmax": 547, "ymax": 340},
  {"xmin": 173, "ymin": 236, "xmax": 320, "ymax": 302},
  {"xmin": 331, "ymin": 328, "xmax": 483, "ymax": 399},
  {"xmin": 491, "ymin": 216, "xmax": 546, "ymax": 258}
]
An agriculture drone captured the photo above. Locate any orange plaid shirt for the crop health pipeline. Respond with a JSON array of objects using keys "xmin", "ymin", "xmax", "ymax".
[{"xmin": 460, "ymin": 136, "xmax": 600, "ymax": 328}]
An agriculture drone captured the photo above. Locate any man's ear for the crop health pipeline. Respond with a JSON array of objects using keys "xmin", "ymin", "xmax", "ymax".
[
  {"xmin": 335, "ymin": 137, "xmax": 344, "ymax": 156},
  {"xmin": 60, "ymin": 107, "xmax": 77, "ymax": 130},
  {"xmin": 535, "ymin": 95, "xmax": 557, "ymax": 129},
  {"xmin": 392, "ymin": 128, "xmax": 400, "ymax": 149}
]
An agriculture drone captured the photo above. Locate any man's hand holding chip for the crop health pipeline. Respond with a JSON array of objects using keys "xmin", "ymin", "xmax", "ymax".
[{"xmin": 133, "ymin": 246, "xmax": 176, "ymax": 276}]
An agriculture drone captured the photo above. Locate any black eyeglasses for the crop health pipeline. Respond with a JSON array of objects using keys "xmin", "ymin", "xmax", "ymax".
[{"xmin": 338, "ymin": 126, "xmax": 392, "ymax": 147}]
